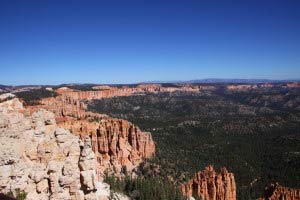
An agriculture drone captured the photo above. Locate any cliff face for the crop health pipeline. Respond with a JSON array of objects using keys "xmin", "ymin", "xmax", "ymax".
[
  {"xmin": 34, "ymin": 95, "xmax": 98, "ymax": 120},
  {"xmin": 30, "ymin": 82, "xmax": 300, "ymax": 120},
  {"xmin": 59, "ymin": 118, "xmax": 155, "ymax": 178},
  {"xmin": 258, "ymin": 183, "xmax": 300, "ymax": 200},
  {"xmin": 225, "ymin": 82, "xmax": 300, "ymax": 91},
  {"xmin": 28, "ymin": 89, "xmax": 156, "ymax": 178},
  {"xmin": 0, "ymin": 96, "xmax": 122, "ymax": 200},
  {"xmin": 181, "ymin": 166, "xmax": 236, "ymax": 200},
  {"xmin": 55, "ymin": 84, "xmax": 203, "ymax": 101}
]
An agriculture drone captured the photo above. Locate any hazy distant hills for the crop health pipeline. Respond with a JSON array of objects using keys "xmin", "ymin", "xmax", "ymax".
[
  {"xmin": 143, "ymin": 78, "xmax": 300, "ymax": 84},
  {"xmin": 1, "ymin": 79, "xmax": 299, "ymax": 91}
]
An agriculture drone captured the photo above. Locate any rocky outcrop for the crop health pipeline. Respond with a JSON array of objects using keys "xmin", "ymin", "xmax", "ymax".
[
  {"xmin": 283, "ymin": 82, "xmax": 300, "ymax": 88},
  {"xmin": 58, "ymin": 118, "xmax": 155, "ymax": 179},
  {"xmin": 257, "ymin": 183, "xmax": 300, "ymax": 200},
  {"xmin": 35, "ymin": 95, "xmax": 96, "ymax": 120},
  {"xmin": 28, "ymin": 88, "xmax": 156, "ymax": 178},
  {"xmin": 181, "ymin": 166, "xmax": 236, "ymax": 200},
  {"xmin": 0, "ymin": 97, "xmax": 127, "ymax": 200}
]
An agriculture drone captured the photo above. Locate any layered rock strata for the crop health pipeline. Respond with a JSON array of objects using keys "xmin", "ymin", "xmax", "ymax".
[
  {"xmin": 0, "ymin": 96, "xmax": 126, "ymax": 200},
  {"xmin": 257, "ymin": 183, "xmax": 300, "ymax": 200},
  {"xmin": 181, "ymin": 166, "xmax": 236, "ymax": 200},
  {"xmin": 55, "ymin": 84, "xmax": 203, "ymax": 101},
  {"xmin": 27, "ymin": 88, "xmax": 156, "ymax": 178},
  {"xmin": 59, "ymin": 119, "xmax": 155, "ymax": 178}
]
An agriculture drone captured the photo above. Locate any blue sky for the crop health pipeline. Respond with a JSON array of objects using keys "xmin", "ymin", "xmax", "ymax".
[{"xmin": 0, "ymin": 0, "xmax": 300, "ymax": 85}]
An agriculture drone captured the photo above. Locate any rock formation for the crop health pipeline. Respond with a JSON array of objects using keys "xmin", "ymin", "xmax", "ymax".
[
  {"xmin": 181, "ymin": 166, "xmax": 236, "ymax": 200},
  {"xmin": 52, "ymin": 84, "xmax": 206, "ymax": 102},
  {"xmin": 225, "ymin": 82, "xmax": 300, "ymax": 91},
  {"xmin": 0, "ymin": 94, "xmax": 128, "ymax": 200},
  {"xmin": 33, "ymin": 94, "xmax": 97, "ymax": 120},
  {"xmin": 257, "ymin": 183, "xmax": 300, "ymax": 200},
  {"xmin": 27, "ymin": 86, "xmax": 156, "ymax": 179},
  {"xmin": 59, "ymin": 118, "xmax": 155, "ymax": 179}
]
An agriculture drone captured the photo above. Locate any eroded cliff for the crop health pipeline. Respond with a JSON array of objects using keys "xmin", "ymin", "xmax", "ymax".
[
  {"xmin": 27, "ymin": 88, "xmax": 156, "ymax": 179},
  {"xmin": 59, "ymin": 118, "xmax": 155, "ymax": 178},
  {"xmin": 181, "ymin": 166, "xmax": 236, "ymax": 200},
  {"xmin": 0, "ymin": 95, "xmax": 128, "ymax": 200},
  {"xmin": 257, "ymin": 183, "xmax": 300, "ymax": 200}
]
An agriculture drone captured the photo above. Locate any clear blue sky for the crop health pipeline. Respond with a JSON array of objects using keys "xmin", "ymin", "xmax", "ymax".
[{"xmin": 1, "ymin": 0, "xmax": 300, "ymax": 85}]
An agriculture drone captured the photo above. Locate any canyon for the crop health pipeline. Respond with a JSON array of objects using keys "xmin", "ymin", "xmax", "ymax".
[
  {"xmin": 1, "ymin": 82, "xmax": 300, "ymax": 199},
  {"xmin": 27, "ymin": 87, "xmax": 156, "ymax": 178}
]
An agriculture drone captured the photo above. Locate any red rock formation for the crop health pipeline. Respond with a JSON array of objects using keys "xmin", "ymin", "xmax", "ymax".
[
  {"xmin": 181, "ymin": 166, "xmax": 236, "ymax": 200},
  {"xmin": 54, "ymin": 85, "xmax": 194, "ymax": 101},
  {"xmin": 29, "ymin": 83, "xmax": 214, "ymax": 120},
  {"xmin": 226, "ymin": 82, "xmax": 300, "ymax": 91},
  {"xmin": 283, "ymin": 82, "xmax": 300, "ymax": 88},
  {"xmin": 226, "ymin": 84, "xmax": 258, "ymax": 90},
  {"xmin": 257, "ymin": 183, "xmax": 300, "ymax": 200},
  {"xmin": 28, "ymin": 89, "xmax": 156, "ymax": 179},
  {"xmin": 59, "ymin": 118, "xmax": 155, "ymax": 178}
]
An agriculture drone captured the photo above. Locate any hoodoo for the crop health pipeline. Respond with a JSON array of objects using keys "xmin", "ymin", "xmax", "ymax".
[
  {"xmin": 257, "ymin": 183, "xmax": 300, "ymax": 200},
  {"xmin": 181, "ymin": 166, "xmax": 236, "ymax": 200}
]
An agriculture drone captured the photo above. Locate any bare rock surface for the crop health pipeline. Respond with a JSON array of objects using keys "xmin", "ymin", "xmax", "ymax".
[
  {"xmin": 257, "ymin": 183, "xmax": 300, "ymax": 200},
  {"xmin": 28, "ymin": 89, "xmax": 156, "ymax": 178},
  {"xmin": 59, "ymin": 118, "xmax": 155, "ymax": 179},
  {"xmin": 181, "ymin": 166, "xmax": 236, "ymax": 200},
  {"xmin": 0, "ymin": 96, "xmax": 128, "ymax": 200}
]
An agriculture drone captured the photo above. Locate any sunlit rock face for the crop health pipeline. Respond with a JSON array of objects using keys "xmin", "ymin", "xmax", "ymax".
[
  {"xmin": 257, "ymin": 183, "xmax": 300, "ymax": 200},
  {"xmin": 181, "ymin": 166, "xmax": 236, "ymax": 200},
  {"xmin": 28, "ymin": 87, "xmax": 156, "ymax": 178},
  {"xmin": 59, "ymin": 118, "xmax": 156, "ymax": 179},
  {"xmin": 0, "ymin": 96, "xmax": 116, "ymax": 200}
]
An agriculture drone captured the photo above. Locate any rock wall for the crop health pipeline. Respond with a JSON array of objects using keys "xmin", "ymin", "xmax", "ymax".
[
  {"xmin": 226, "ymin": 82, "xmax": 300, "ymax": 91},
  {"xmin": 27, "ymin": 88, "xmax": 156, "ymax": 178},
  {"xmin": 59, "ymin": 119, "xmax": 155, "ymax": 178},
  {"xmin": 0, "ymin": 96, "xmax": 126, "ymax": 200},
  {"xmin": 33, "ymin": 95, "xmax": 99, "ymax": 120},
  {"xmin": 55, "ymin": 84, "xmax": 202, "ymax": 101},
  {"xmin": 257, "ymin": 183, "xmax": 300, "ymax": 200},
  {"xmin": 181, "ymin": 166, "xmax": 236, "ymax": 200}
]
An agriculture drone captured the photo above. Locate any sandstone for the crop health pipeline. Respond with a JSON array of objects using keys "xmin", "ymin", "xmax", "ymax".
[
  {"xmin": 257, "ymin": 183, "xmax": 300, "ymax": 200},
  {"xmin": 29, "ymin": 168, "xmax": 48, "ymax": 183},
  {"xmin": 37, "ymin": 179, "xmax": 49, "ymax": 193},
  {"xmin": 0, "ymin": 98, "xmax": 128, "ymax": 200},
  {"xmin": 0, "ymin": 93, "xmax": 16, "ymax": 101},
  {"xmin": 80, "ymin": 170, "xmax": 97, "ymax": 191},
  {"xmin": 59, "ymin": 118, "xmax": 156, "ymax": 176},
  {"xmin": 28, "ymin": 89, "xmax": 156, "ymax": 178},
  {"xmin": 181, "ymin": 166, "xmax": 236, "ymax": 200},
  {"xmin": 26, "ymin": 192, "xmax": 49, "ymax": 200}
]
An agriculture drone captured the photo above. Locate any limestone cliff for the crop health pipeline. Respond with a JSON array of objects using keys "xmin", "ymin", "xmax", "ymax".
[
  {"xmin": 0, "ymin": 95, "xmax": 128, "ymax": 200},
  {"xmin": 257, "ymin": 183, "xmax": 300, "ymax": 200},
  {"xmin": 181, "ymin": 166, "xmax": 236, "ymax": 200}
]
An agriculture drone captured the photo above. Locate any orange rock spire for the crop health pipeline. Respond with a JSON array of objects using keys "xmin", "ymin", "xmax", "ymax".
[{"xmin": 181, "ymin": 166, "xmax": 236, "ymax": 200}]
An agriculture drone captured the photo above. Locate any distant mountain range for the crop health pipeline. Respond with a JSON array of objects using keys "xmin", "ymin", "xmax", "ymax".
[{"xmin": 1, "ymin": 79, "xmax": 300, "ymax": 90}]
